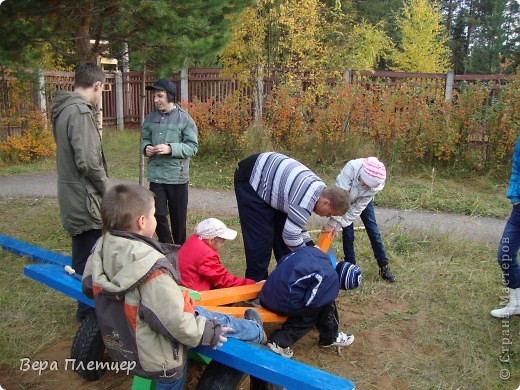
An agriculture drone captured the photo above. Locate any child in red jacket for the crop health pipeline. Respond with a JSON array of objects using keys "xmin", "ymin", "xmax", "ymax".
[{"xmin": 179, "ymin": 218, "xmax": 256, "ymax": 291}]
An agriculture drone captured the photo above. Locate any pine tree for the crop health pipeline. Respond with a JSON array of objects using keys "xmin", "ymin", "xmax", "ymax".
[{"xmin": 0, "ymin": 0, "xmax": 251, "ymax": 73}]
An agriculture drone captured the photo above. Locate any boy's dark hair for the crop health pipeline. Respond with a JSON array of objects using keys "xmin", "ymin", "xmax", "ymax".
[
  {"xmin": 101, "ymin": 184, "xmax": 155, "ymax": 234},
  {"xmin": 321, "ymin": 186, "xmax": 350, "ymax": 215},
  {"xmin": 74, "ymin": 62, "xmax": 105, "ymax": 88}
]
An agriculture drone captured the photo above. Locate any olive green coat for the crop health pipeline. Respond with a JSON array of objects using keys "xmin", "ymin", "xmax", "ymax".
[{"xmin": 50, "ymin": 91, "xmax": 109, "ymax": 236}]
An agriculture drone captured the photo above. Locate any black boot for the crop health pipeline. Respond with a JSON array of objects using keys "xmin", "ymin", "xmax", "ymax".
[{"xmin": 379, "ymin": 265, "xmax": 396, "ymax": 283}]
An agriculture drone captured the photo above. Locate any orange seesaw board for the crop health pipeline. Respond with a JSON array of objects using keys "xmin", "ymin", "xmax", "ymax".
[
  {"xmin": 202, "ymin": 305, "xmax": 287, "ymax": 323},
  {"xmin": 197, "ymin": 283, "xmax": 263, "ymax": 306}
]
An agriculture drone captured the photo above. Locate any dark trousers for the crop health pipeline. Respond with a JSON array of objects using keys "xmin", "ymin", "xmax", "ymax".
[
  {"xmin": 342, "ymin": 201, "xmax": 388, "ymax": 267},
  {"xmin": 234, "ymin": 171, "xmax": 290, "ymax": 282},
  {"xmin": 267, "ymin": 302, "xmax": 339, "ymax": 347},
  {"xmin": 71, "ymin": 229, "xmax": 101, "ymax": 320},
  {"xmin": 498, "ymin": 203, "xmax": 520, "ymax": 289},
  {"xmin": 150, "ymin": 182, "xmax": 188, "ymax": 245}
]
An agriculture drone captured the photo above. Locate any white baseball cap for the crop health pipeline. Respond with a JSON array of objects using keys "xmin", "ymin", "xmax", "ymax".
[{"xmin": 194, "ymin": 218, "xmax": 237, "ymax": 240}]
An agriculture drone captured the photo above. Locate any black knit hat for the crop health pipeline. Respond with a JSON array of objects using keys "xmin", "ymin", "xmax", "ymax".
[{"xmin": 146, "ymin": 78, "xmax": 177, "ymax": 102}]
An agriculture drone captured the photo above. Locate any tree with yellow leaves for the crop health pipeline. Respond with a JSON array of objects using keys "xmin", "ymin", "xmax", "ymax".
[
  {"xmin": 390, "ymin": 0, "xmax": 451, "ymax": 73},
  {"xmin": 220, "ymin": 7, "xmax": 266, "ymax": 84},
  {"xmin": 221, "ymin": 0, "xmax": 392, "ymax": 83}
]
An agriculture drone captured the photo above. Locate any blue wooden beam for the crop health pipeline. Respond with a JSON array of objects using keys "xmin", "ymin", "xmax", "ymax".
[
  {"xmin": 24, "ymin": 264, "xmax": 94, "ymax": 306},
  {"xmin": 195, "ymin": 339, "xmax": 355, "ymax": 389},
  {"xmin": 0, "ymin": 234, "xmax": 71, "ymax": 266}
]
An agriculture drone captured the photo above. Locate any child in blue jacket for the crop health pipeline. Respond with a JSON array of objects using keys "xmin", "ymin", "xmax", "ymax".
[
  {"xmin": 259, "ymin": 246, "xmax": 361, "ymax": 358},
  {"xmin": 491, "ymin": 135, "xmax": 520, "ymax": 318}
]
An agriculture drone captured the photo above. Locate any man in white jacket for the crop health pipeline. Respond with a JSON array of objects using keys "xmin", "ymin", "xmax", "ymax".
[{"xmin": 324, "ymin": 157, "xmax": 395, "ymax": 283}]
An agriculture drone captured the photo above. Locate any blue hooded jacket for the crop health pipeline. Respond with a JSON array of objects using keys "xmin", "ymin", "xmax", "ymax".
[
  {"xmin": 507, "ymin": 135, "xmax": 520, "ymax": 204},
  {"xmin": 259, "ymin": 247, "xmax": 339, "ymax": 315}
]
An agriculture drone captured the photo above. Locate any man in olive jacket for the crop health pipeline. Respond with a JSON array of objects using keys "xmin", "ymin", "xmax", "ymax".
[
  {"xmin": 50, "ymin": 62, "xmax": 109, "ymax": 321},
  {"xmin": 141, "ymin": 78, "xmax": 198, "ymax": 245}
]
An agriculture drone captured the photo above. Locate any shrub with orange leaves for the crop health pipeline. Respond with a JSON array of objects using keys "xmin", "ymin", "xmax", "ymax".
[
  {"xmin": 182, "ymin": 91, "xmax": 252, "ymax": 157},
  {"xmin": 1, "ymin": 74, "xmax": 56, "ymax": 163},
  {"xmin": 176, "ymin": 71, "xmax": 520, "ymax": 173},
  {"xmin": 0, "ymin": 110, "xmax": 55, "ymax": 163}
]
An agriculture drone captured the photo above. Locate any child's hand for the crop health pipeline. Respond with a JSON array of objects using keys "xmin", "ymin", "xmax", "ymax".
[
  {"xmin": 154, "ymin": 143, "xmax": 172, "ymax": 155},
  {"xmin": 214, "ymin": 326, "xmax": 233, "ymax": 349},
  {"xmin": 321, "ymin": 224, "xmax": 338, "ymax": 239}
]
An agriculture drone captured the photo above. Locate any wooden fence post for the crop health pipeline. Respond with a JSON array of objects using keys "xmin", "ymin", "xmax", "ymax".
[
  {"xmin": 254, "ymin": 65, "xmax": 264, "ymax": 125},
  {"xmin": 445, "ymin": 70, "xmax": 454, "ymax": 101},
  {"xmin": 115, "ymin": 71, "xmax": 124, "ymax": 131},
  {"xmin": 180, "ymin": 66, "xmax": 188, "ymax": 103},
  {"xmin": 344, "ymin": 68, "xmax": 352, "ymax": 84},
  {"xmin": 37, "ymin": 69, "xmax": 47, "ymax": 115}
]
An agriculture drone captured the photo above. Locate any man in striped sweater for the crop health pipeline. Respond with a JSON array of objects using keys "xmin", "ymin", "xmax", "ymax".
[{"xmin": 234, "ymin": 152, "xmax": 350, "ymax": 282}]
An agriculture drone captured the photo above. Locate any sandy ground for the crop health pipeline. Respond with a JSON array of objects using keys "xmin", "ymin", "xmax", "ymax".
[{"xmin": 0, "ymin": 295, "xmax": 410, "ymax": 389}]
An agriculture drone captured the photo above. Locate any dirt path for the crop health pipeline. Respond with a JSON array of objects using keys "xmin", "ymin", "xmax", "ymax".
[{"xmin": 0, "ymin": 172, "xmax": 507, "ymax": 245}]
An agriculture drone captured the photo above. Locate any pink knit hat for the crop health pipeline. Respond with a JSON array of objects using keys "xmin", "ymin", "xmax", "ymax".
[{"xmin": 360, "ymin": 157, "xmax": 386, "ymax": 188}]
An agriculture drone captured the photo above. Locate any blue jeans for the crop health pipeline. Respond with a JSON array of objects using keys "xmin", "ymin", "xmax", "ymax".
[
  {"xmin": 156, "ymin": 362, "xmax": 188, "ymax": 390},
  {"xmin": 194, "ymin": 306, "xmax": 263, "ymax": 343},
  {"xmin": 497, "ymin": 204, "xmax": 520, "ymax": 289},
  {"xmin": 342, "ymin": 201, "xmax": 388, "ymax": 267}
]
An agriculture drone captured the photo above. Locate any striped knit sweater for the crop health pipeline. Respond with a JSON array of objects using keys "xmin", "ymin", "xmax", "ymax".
[{"xmin": 249, "ymin": 152, "xmax": 326, "ymax": 250}]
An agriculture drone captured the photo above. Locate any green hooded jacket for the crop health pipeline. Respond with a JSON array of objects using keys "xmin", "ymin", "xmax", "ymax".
[
  {"xmin": 50, "ymin": 91, "xmax": 109, "ymax": 236},
  {"xmin": 140, "ymin": 105, "xmax": 198, "ymax": 184}
]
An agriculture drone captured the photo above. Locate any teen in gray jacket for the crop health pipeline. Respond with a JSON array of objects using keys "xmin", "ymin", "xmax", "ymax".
[{"xmin": 325, "ymin": 157, "xmax": 395, "ymax": 283}]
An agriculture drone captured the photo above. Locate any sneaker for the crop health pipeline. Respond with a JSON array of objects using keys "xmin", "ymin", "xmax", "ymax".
[
  {"xmin": 267, "ymin": 341, "xmax": 294, "ymax": 358},
  {"xmin": 244, "ymin": 308, "xmax": 267, "ymax": 344},
  {"xmin": 320, "ymin": 332, "xmax": 355, "ymax": 348},
  {"xmin": 379, "ymin": 265, "xmax": 396, "ymax": 283},
  {"xmin": 244, "ymin": 298, "xmax": 261, "ymax": 308}
]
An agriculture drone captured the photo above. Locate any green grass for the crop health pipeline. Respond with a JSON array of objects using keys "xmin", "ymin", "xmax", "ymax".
[
  {"xmin": 0, "ymin": 198, "xmax": 518, "ymax": 388},
  {"xmin": 0, "ymin": 129, "xmax": 511, "ymax": 217},
  {"xmin": 0, "ymin": 198, "xmax": 77, "ymax": 370}
]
